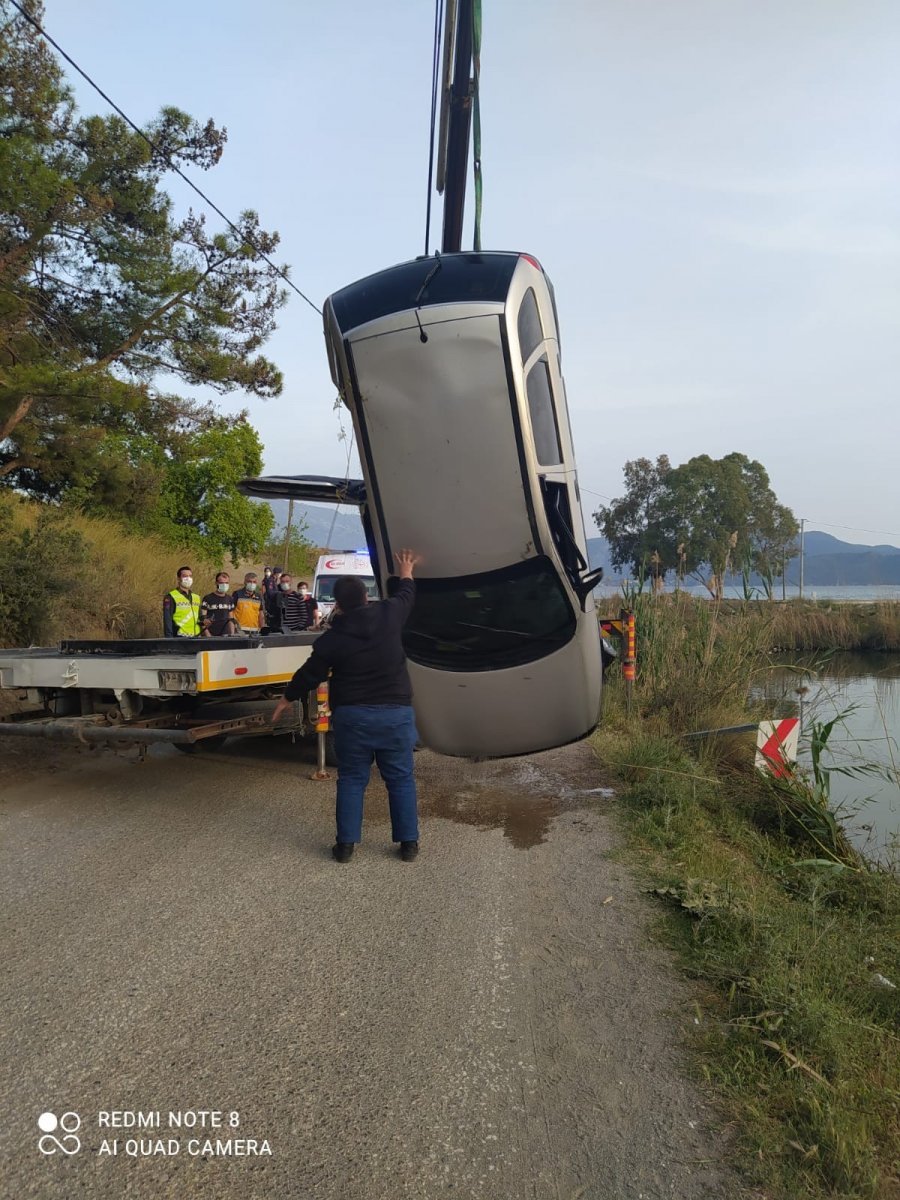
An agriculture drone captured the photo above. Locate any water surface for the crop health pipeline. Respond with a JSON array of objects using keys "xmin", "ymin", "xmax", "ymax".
[{"xmin": 760, "ymin": 653, "xmax": 900, "ymax": 862}]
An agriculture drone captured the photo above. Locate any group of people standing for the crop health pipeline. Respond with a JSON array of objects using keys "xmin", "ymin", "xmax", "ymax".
[
  {"xmin": 162, "ymin": 565, "xmax": 320, "ymax": 638},
  {"xmin": 163, "ymin": 553, "xmax": 423, "ymax": 863}
]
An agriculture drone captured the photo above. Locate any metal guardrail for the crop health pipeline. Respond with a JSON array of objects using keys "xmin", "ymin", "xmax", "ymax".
[{"xmin": 682, "ymin": 722, "xmax": 758, "ymax": 740}]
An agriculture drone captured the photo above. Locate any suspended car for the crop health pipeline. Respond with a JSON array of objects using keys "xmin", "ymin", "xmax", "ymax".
[{"xmin": 243, "ymin": 252, "xmax": 603, "ymax": 756}]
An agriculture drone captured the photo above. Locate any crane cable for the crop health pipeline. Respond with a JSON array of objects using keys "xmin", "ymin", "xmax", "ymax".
[
  {"xmin": 323, "ymin": 411, "xmax": 356, "ymax": 551},
  {"xmin": 472, "ymin": 0, "xmax": 483, "ymax": 251},
  {"xmin": 423, "ymin": 0, "xmax": 445, "ymax": 255}
]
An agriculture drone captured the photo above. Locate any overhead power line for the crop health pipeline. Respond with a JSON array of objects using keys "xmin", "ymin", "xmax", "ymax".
[
  {"xmin": 804, "ymin": 519, "xmax": 900, "ymax": 542},
  {"xmin": 580, "ymin": 486, "xmax": 614, "ymax": 503},
  {"xmin": 9, "ymin": 0, "xmax": 322, "ymax": 316}
]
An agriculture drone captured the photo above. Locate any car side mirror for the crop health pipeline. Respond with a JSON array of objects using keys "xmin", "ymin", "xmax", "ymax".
[{"xmin": 575, "ymin": 567, "xmax": 604, "ymax": 609}]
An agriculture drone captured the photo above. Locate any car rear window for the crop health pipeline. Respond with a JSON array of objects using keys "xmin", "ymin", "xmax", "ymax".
[{"xmin": 403, "ymin": 557, "xmax": 575, "ymax": 671}]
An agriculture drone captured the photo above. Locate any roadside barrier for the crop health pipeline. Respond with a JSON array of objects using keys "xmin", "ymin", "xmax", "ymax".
[
  {"xmin": 310, "ymin": 682, "xmax": 331, "ymax": 781},
  {"xmin": 682, "ymin": 718, "xmax": 801, "ymax": 777},
  {"xmin": 599, "ymin": 609, "xmax": 637, "ymax": 714}
]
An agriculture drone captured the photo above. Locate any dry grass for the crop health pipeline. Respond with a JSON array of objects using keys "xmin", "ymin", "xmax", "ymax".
[
  {"xmin": 767, "ymin": 599, "xmax": 900, "ymax": 652},
  {"xmin": 599, "ymin": 593, "xmax": 900, "ymax": 736},
  {"xmin": 0, "ymin": 496, "xmax": 220, "ymax": 644}
]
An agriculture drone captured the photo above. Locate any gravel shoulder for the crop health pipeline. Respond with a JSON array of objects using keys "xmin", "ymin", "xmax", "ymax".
[{"xmin": 0, "ymin": 732, "xmax": 745, "ymax": 1199}]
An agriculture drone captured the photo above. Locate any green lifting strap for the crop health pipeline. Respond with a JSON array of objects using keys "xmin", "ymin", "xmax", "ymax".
[{"xmin": 472, "ymin": 0, "xmax": 483, "ymax": 252}]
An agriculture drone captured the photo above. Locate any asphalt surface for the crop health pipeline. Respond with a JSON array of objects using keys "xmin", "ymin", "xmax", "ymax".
[{"xmin": 1, "ymin": 732, "xmax": 743, "ymax": 1200}]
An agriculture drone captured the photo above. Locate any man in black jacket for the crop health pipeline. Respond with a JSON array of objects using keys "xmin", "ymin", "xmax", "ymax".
[{"xmin": 272, "ymin": 549, "xmax": 421, "ymax": 863}]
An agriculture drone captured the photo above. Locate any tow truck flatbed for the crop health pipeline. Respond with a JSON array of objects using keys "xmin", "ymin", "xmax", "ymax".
[
  {"xmin": 0, "ymin": 633, "xmax": 318, "ymax": 699},
  {"xmin": 0, "ymin": 630, "xmax": 333, "ymax": 757}
]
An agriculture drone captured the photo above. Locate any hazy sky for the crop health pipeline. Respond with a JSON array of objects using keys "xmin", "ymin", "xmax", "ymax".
[{"xmin": 45, "ymin": 0, "xmax": 900, "ymax": 545}]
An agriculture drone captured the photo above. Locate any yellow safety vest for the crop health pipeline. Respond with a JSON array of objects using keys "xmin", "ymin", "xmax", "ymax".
[
  {"xmin": 168, "ymin": 589, "xmax": 201, "ymax": 636},
  {"xmin": 233, "ymin": 591, "xmax": 263, "ymax": 630}
]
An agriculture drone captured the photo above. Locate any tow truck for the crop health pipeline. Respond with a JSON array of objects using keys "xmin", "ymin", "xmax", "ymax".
[{"xmin": 0, "ymin": 630, "xmax": 331, "ymax": 762}]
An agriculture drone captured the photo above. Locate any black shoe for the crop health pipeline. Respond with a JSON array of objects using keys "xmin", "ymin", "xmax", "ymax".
[
  {"xmin": 332, "ymin": 842, "xmax": 354, "ymax": 863},
  {"xmin": 399, "ymin": 840, "xmax": 419, "ymax": 862}
]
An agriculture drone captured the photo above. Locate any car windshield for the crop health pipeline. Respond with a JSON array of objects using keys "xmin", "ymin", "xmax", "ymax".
[
  {"xmin": 403, "ymin": 557, "xmax": 576, "ymax": 671},
  {"xmin": 315, "ymin": 576, "xmax": 378, "ymax": 604}
]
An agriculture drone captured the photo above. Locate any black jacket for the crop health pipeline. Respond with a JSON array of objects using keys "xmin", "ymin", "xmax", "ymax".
[{"xmin": 284, "ymin": 580, "xmax": 415, "ymax": 708}]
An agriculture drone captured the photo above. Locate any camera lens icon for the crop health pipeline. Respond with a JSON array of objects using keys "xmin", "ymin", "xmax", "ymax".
[{"xmin": 37, "ymin": 1111, "xmax": 81, "ymax": 1154}]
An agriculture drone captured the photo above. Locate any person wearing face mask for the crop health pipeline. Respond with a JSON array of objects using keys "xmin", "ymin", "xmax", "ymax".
[
  {"xmin": 231, "ymin": 572, "xmax": 266, "ymax": 634},
  {"xmin": 163, "ymin": 566, "xmax": 201, "ymax": 638},
  {"xmin": 200, "ymin": 572, "xmax": 239, "ymax": 637},
  {"xmin": 294, "ymin": 581, "xmax": 321, "ymax": 630},
  {"xmin": 269, "ymin": 572, "xmax": 312, "ymax": 632}
]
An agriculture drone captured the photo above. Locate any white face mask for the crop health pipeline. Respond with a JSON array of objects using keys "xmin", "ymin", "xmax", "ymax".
[
  {"xmin": 217, "ymin": 582, "xmax": 229, "ymax": 593},
  {"xmin": 280, "ymin": 582, "xmax": 291, "ymax": 591},
  {"xmin": 299, "ymin": 587, "xmax": 309, "ymax": 596},
  {"xmin": 181, "ymin": 577, "xmax": 193, "ymax": 589},
  {"xmin": 246, "ymin": 581, "xmax": 257, "ymax": 592}
]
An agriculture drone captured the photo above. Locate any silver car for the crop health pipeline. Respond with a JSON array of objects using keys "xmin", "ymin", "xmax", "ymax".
[
  {"xmin": 243, "ymin": 253, "xmax": 603, "ymax": 756},
  {"xmin": 322, "ymin": 251, "xmax": 603, "ymax": 757}
]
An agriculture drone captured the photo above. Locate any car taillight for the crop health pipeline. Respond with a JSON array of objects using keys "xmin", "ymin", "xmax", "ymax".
[{"xmin": 520, "ymin": 253, "xmax": 543, "ymax": 272}]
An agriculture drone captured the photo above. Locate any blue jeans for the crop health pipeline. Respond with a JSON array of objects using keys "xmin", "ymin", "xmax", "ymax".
[{"xmin": 330, "ymin": 705, "xmax": 419, "ymax": 844}]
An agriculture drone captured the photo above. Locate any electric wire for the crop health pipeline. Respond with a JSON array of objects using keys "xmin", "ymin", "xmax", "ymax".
[
  {"xmin": 8, "ymin": 0, "xmax": 322, "ymax": 316},
  {"xmin": 323, "ymin": 423, "xmax": 357, "ymax": 550},
  {"xmin": 14, "ymin": 3, "xmax": 897, "ymax": 557},
  {"xmin": 9, "ymin": 0, "xmax": 356, "ymax": 512},
  {"xmin": 802, "ymin": 519, "xmax": 900, "ymax": 542},
  {"xmin": 580, "ymin": 486, "xmax": 614, "ymax": 503},
  {"xmin": 424, "ymin": 0, "xmax": 445, "ymax": 255}
]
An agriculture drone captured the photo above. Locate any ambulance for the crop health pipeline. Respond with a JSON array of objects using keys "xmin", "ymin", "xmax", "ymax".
[{"xmin": 312, "ymin": 552, "xmax": 378, "ymax": 620}]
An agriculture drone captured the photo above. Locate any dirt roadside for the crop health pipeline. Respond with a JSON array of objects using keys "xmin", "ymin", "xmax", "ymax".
[{"xmin": 0, "ymin": 732, "xmax": 750, "ymax": 1200}]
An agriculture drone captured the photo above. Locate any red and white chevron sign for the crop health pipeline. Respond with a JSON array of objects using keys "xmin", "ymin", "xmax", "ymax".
[{"xmin": 755, "ymin": 718, "xmax": 800, "ymax": 777}]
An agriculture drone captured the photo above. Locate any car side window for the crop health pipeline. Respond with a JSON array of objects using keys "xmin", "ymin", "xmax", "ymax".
[
  {"xmin": 517, "ymin": 288, "xmax": 543, "ymax": 363},
  {"xmin": 525, "ymin": 358, "xmax": 562, "ymax": 465}
]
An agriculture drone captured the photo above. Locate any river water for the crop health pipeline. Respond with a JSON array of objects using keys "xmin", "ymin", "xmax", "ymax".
[
  {"xmin": 594, "ymin": 585, "xmax": 900, "ymax": 860},
  {"xmin": 761, "ymin": 654, "xmax": 900, "ymax": 864}
]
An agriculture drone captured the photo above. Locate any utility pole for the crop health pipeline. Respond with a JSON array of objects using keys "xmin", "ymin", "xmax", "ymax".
[
  {"xmin": 282, "ymin": 498, "xmax": 295, "ymax": 571},
  {"xmin": 798, "ymin": 518, "xmax": 805, "ymax": 600}
]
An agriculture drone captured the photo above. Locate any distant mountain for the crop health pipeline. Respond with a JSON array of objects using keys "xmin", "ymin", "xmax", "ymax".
[
  {"xmin": 586, "ymin": 532, "xmax": 900, "ymax": 587},
  {"xmin": 801, "ymin": 531, "xmax": 900, "ymax": 558},
  {"xmin": 785, "ymin": 551, "xmax": 900, "ymax": 586},
  {"xmin": 261, "ymin": 498, "xmax": 365, "ymax": 550},
  {"xmin": 259, "ymin": 502, "xmax": 900, "ymax": 585},
  {"xmin": 586, "ymin": 537, "xmax": 620, "ymax": 577}
]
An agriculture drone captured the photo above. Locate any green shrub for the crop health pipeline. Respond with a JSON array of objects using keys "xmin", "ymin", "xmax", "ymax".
[{"xmin": 0, "ymin": 507, "xmax": 90, "ymax": 645}]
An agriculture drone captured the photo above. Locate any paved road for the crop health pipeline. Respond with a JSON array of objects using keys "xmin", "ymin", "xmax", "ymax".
[{"xmin": 1, "ymin": 733, "xmax": 742, "ymax": 1199}]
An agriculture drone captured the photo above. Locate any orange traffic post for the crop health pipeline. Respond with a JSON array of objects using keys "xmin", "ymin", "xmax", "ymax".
[
  {"xmin": 621, "ymin": 608, "xmax": 636, "ymax": 715},
  {"xmin": 310, "ymin": 681, "xmax": 331, "ymax": 780}
]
